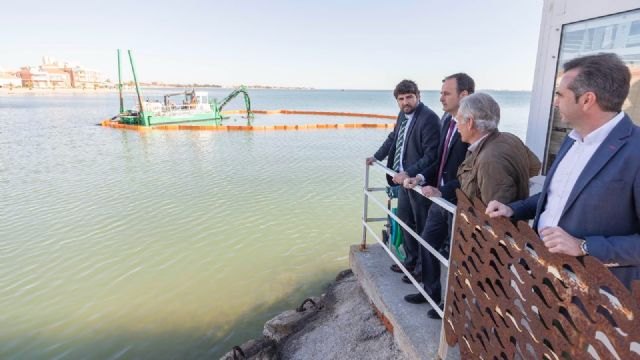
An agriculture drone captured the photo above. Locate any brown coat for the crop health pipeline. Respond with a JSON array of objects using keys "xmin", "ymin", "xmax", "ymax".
[{"xmin": 457, "ymin": 131, "xmax": 541, "ymax": 205}]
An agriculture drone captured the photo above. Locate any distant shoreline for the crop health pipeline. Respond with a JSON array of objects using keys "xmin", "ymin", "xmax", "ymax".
[
  {"xmin": 0, "ymin": 87, "xmax": 119, "ymax": 95},
  {"xmin": 0, "ymin": 87, "xmax": 532, "ymax": 96},
  {"xmin": 0, "ymin": 87, "xmax": 315, "ymax": 96}
]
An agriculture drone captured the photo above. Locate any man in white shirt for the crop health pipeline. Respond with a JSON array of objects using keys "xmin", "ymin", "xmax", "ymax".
[{"xmin": 486, "ymin": 53, "xmax": 640, "ymax": 289}]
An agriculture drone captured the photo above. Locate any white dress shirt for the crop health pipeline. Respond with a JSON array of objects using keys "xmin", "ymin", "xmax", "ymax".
[
  {"xmin": 417, "ymin": 118, "xmax": 457, "ymax": 186},
  {"xmin": 397, "ymin": 112, "xmax": 414, "ymax": 172},
  {"xmin": 537, "ymin": 112, "xmax": 624, "ymax": 231},
  {"xmin": 467, "ymin": 133, "xmax": 490, "ymax": 153}
]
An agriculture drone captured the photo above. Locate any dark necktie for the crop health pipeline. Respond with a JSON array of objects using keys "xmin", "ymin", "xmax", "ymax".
[
  {"xmin": 436, "ymin": 120, "xmax": 456, "ymax": 185},
  {"xmin": 393, "ymin": 115, "xmax": 409, "ymax": 171}
]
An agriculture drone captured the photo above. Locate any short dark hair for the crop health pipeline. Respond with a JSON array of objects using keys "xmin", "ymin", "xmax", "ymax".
[
  {"xmin": 563, "ymin": 53, "xmax": 630, "ymax": 112},
  {"xmin": 394, "ymin": 79, "xmax": 419, "ymax": 98},
  {"xmin": 443, "ymin": 73, "xmax": 475, "ymax": 95}
]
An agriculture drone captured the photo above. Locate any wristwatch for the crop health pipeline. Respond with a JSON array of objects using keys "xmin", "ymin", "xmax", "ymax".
[{"xmin": 579, "ymin": 239, "xmax": 589, "ymax": 256}]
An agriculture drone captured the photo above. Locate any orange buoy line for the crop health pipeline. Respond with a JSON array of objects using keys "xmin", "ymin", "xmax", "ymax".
[
  {"xmin": 100, "ymin": 110, "xmax": 396, "ymax": 131},
  {"xmin": 221, "ymin": 109, "xmax": 396, "ymax": 120}
]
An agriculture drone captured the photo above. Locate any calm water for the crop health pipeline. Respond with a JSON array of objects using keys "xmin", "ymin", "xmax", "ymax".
[{"xmin": 0, "ymin": 89, "xmax": 530, "ymax": 359}]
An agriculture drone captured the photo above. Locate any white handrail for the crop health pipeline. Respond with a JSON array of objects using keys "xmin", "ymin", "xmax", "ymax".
[
  {"xmin": 363, "ymin": 188, "xmax": 449, "ymax": 267},
  {"xmin": 372, "ymin": 160, "xmax": 456, "ymax": 213},
  {"xmin": 361, "ymin": 160, "xmax": 458, "ymax": 359},
  {"xmin": 361, "ymin": 160, "xmax": 544, "ymax": 359},
  {"xmin": 361, "ymin": 161, "xmax": 457, "ymax": 316}
]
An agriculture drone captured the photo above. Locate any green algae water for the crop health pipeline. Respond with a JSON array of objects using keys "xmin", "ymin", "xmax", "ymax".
[{"xmin": 0, "ymin": 89, "xmax": 530, "ymax": 359}]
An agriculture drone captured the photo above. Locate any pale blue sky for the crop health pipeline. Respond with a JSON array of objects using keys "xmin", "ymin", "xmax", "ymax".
[{"xmin": 2, "ymin": 0, "xmax": 543, "ymax": 90}]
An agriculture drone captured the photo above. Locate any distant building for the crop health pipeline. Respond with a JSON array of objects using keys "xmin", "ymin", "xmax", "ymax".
[
  {"xmin": 39, "ymin": 57, "xmax": 71, "ymax": 87},
  {"xmin": 18, "ymin": 67, "xmax": 50, "ymax": 88},
  {"xmin": 43, "ymin": 69, "xmax": 71, "ymax": 87},
  {"xmin": 0, "ymin": 72, "xmax": 21, "ymax": 87},
  {"xmin": 71, "ymin": 67, "xmax": 106, "ymax": 88},
  {"xmin": 15, "ymin": 56, "xmax": 108, "ymax": 89}
]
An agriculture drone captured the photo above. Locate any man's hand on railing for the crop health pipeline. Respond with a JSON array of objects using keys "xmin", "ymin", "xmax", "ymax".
[
  {"xmin": 485, "ymin": 200, "xmax": 514, "ymax": 218},
  {"xmin": 392, "ymin": 171, "xmax": 409, "ymax": 185},
  {"xmin": 421, "ymin": 185, "xmax": 442, "ymax": 198},
  {"xmin": 403, "ymin": 177, "xmax": 419, "ymax": 189},
  {"xmin": 365, "ymin": 157, "xmax": 376, "ymax": 166}
]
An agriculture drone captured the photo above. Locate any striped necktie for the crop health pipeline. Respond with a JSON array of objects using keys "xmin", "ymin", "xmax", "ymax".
[{"xmin": 393, "ymin": 115, "xmax": 409, "ymax": 171}]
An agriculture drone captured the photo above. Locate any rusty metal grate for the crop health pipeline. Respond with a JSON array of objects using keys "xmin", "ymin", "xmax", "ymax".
[{"xmin": 444, "ymin": 190, "xmax": 640, "ymax": 359}]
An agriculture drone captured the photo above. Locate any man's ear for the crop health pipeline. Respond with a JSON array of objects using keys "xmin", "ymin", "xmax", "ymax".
[
  {"xmin": 582, "ymin": 91, "xmax": 597, "ymax": 110},
  {"xmin": 466, "ymin": 115, "xmax": 474, "ymax": 129}
]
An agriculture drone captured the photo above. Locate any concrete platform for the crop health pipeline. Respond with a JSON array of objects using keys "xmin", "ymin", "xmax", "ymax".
[{"xmin": 349, "ymin": 244, "xmax": 460, "ymax": 360}]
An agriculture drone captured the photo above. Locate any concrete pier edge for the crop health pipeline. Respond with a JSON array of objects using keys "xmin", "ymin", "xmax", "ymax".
[{"xmin": 349, "ymin": 243, "xmax": 460, "ymax": 360}]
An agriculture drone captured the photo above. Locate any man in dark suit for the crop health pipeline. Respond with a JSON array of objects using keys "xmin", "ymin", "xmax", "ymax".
[
  {"xmin": 401, "ymin": 74, "xmax": 474, "ymax": 315},
  {"xmin": 486, "ymin": 53, "xmax": 640, "ymax": 289},
  {"xmin": 366, "ymin": 80, "xmax": 440, "ymax": 275}
]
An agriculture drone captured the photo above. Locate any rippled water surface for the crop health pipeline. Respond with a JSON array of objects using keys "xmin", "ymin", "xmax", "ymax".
[{"xmin": 0, "ymin": 89, "xmax": 529, "ymax": 359}]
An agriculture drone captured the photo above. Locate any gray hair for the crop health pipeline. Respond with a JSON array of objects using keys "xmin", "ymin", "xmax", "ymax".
[{"xmin": 457, "ymin": 93, "xmax": 500, "ymax": 133}]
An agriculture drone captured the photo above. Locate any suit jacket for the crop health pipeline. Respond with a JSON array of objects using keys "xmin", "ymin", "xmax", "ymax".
[
  {"xmin": 422, "ymin": 113, "xmax": 469, "ymax": 203},
  {"xmin": 510, "ymin": 115, "xmax": 640, "ymax": 288},
  {"xmin": 457, "ymin": 131, "xmax": 541, "ymax": 205},
  {"xmin": 373, "ymin": 102, "xmax": 440, "ymax": 186}
]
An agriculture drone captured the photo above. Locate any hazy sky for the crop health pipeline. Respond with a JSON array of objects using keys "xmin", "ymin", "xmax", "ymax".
[{"xmin": 2, "ymin": 0, "xmax": 543, "ymax": 90}]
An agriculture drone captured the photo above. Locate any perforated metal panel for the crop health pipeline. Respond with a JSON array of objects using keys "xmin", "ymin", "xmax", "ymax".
[{"xmin": 444, "ymin": 190, "xmax": 640, "ymax": 359}]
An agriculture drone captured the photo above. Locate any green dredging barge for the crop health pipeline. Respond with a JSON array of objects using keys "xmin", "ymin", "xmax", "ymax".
[{"xmin": 113, "ymin": 49, "xmax": 254, "ymax": 127}]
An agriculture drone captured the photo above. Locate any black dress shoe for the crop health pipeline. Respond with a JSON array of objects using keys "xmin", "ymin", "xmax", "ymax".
[
  {"xmin": 428, "ymin": 305, "xmax": 444, "ymax": 319},
  {"xmin": 439, "ymin": 245, "xmax": 450, "ymax": 258},
  {"xmin": 404, "ymin": 293, "xmax": 427, "ymax": 304},
  {"xmin": 402, "ymin": 274, "xmax": 421, "ymax": 284},
  {"xmin": 390, "ymin": 264, "xmax": 415, "ymax": 273}
]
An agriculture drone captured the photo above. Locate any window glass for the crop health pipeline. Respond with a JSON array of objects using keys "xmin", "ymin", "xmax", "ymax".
[{"xmin": 544, "ymin": 9, "xmax": 640, "ymax": 170}]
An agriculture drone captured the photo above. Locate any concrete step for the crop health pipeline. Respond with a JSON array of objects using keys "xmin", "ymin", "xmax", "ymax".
[{"xmin": 350, "ymin": 244, "xmax": 460, "ymax": 360}]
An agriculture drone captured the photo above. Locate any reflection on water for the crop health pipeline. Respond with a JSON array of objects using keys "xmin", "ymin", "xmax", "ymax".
[{"xmin": 0, "ymin": 90, "xmax": 529, "ymax": 359}]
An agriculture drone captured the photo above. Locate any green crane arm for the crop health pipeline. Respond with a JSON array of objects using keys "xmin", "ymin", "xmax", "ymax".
[
  {"xmin": 218, "ymin": 86, "xmax": 249, "ymax": 109},
  {"xmin": 213, "ymin": 86, "xmax": 254, "ymax": 125}
]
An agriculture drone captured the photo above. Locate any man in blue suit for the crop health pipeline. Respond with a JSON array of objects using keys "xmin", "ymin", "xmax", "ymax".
[
  {"xmin": 486, "ymin": 53, "xmax": 640, "ymax": 289},
  {"xmin": 367, "ymin": 80, "xmax": 441, "ymax": 275},
  {"xmin": 401, "ymin": 73, "xmax": 474, "ymax": 312}
]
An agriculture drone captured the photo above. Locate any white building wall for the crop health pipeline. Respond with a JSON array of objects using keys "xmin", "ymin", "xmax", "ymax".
[
  {"xmin": 527, "ymin": 0, "xmax": 640, "ymax": 169},
  {"xmin": 0, "ymin": 76, "xmax": 22, "ymax": 87}
]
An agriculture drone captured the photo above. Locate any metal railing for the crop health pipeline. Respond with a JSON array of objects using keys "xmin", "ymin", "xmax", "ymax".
[{"xmin": 361, "ymin": 160, "xmax": 456, "ymax": 358}]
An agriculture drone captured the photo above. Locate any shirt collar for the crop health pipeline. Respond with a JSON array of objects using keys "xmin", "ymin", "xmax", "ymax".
[
  {"xmin": 568, "ymin": 112, "xmax": 624, "ymax": 145},
  {"xmin": 468, "ymin": 133, "xmax": 491, "ymax": 152}
]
